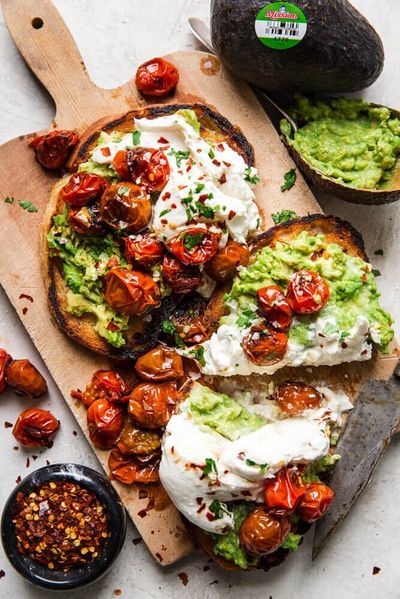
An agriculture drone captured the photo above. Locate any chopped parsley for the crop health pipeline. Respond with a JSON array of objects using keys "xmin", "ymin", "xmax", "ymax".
[
  {"xmin": 236, "ymin": 308, "xmax": 257, "ymax": 328},
  {"xmin": 159, "ymin": 208, "xmax": 171, "ymax": 218},
  {"xmin": 209, "ymin": 500, "xmax": 227, "ymax": 519},
  {"xmin": 161, "ymin": 320, "xmax": 185, "ymax": 348},
  {"xmin": 195, "ymin": 182, "xmax": 205, "ymax": 193},
  {"xmin": 191, "ymin": 345, "xmax": 206, "ymax": 366},
  {"xmin": 322, "ymin": 323, "xmax": 339, "ymax": 336},
  {"xmin": 281, "ymin": 533, "xmax": 302, "ymax": 551},
  {"xmin": 132, "ymin": 130, "xmax": 141, "ymax": 146},
  {"xmin": 339, "ymin": 331, "xmax": 350, "ymax": 344},
  {"xmin": 271, "ymin": 209, "xmax": 298, "ymax": 224},
  {"xmin": 168, "ymin": 148, "xmax": 190, "ymax": 167},
  {"xmin": 117, "ymin": 186, "xmax": 130, "ymax": 196},
  {"xmin": 195, "ymin": 201, "xmax": 215, "ymax": 219},
  {"xmin": 245, "ymin": 459, "xmax": 269, "ymax": 472},
  {"xmin": 18, "ymin": 200, "xmax": 38, "ymax": 213},
  {"xmin": 280, "ymin": 168, "xmax": 297, "ymax": 192},
  {"xmin": 4, "ymin": 196, "xmax": 14, "ymax": 204},
  {"xmin": 184, "ymin": 232, "xmax": 203, "ymax": 250},
  {"xmin": 243, "ymin": 167, "xmax": 260, "ymax": 184},
  {"xmin": 372, "ymin": 269, "xmax": 381, "ymax": 277},
  {"xmin": 203, "ymin": 457, "xmax": 218, "ymax": 477},
  {"xmin": 208, "ymin": 147, "xmax": 215, "ymax": 159}
]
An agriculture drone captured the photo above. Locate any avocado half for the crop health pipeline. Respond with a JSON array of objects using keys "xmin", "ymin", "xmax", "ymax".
[{"xmin": 211, "ymin": 0, "xmax": 384, "ymax": 94}]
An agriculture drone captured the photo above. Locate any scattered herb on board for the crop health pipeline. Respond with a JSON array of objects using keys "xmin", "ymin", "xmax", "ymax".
[
  {"xmin": 13, "ymin": 480, "xmax": 110, "ymax": 571},
  {"xmin": 4, "ymin": 196, "xmax": 14, "ymax": 204},
  {"xmin": 372, "ymin": 269, "xmax": 381, "ymax": 277},
  {"xmin": 271, "ymin": 209, "xmax": 298, "ymax": 224},
  {"xmin": 280, "ymin": 168, "xmax": 296, "ymax": 192},
  {"xmin": 18, "ymin": 200, "xmax": 38, "ymax": 213}
]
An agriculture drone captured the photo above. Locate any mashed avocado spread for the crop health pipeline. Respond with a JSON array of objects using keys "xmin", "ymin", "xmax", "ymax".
[
  {"xmin": 47, "ymin": 210, "xmax": 130, "ymax": 347},
  {"xmin": 224, "ymin": 230, "xmax": 393, "ymax": 352},
  {"xmin": 281, "ymin": 95, "xmax": 400, "ymax": 189}
]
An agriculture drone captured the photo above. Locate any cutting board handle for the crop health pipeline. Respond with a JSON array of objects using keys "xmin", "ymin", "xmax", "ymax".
[{"xmin": 1, "ymin": 0, "xmax": 101, "ymax": 125}]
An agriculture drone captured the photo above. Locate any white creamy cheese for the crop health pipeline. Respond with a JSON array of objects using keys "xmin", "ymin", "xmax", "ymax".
[
  {"xmin": 159, "ymin": 384, "xmax": 351, "ymax": 534},
  {"xmin": 198, "ymin": 314, "xmax": 372, "ymax": 377}
]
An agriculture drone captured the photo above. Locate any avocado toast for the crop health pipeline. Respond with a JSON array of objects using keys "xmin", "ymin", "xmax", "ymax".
[{"xmin": 42, "ymin": 103, "xmax": 262, "ymax": 360}]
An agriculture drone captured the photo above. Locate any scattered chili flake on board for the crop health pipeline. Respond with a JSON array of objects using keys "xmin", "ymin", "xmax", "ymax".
[
  {"xmin": 4, "ymin": 421, "xmax": 13, "ymax": 429},
  {"xmin": 15, "ymin": 475, "xmax": 21, "ymax": 484},
  {"xmin": 114, "ymin": 590, "xmax": 122, "ymax": 596},
  {"xmin": 178, "ymin": 572, "xmax": 188, "ymax": 586},
  {"xmin": 373, "ymin": 566, "xmax": 381, "ymax": 575},
  {"xmin": 0, "ymin": 569, "xmax": 5, "ymax": 579},
  {"xmin": 22, "ymin": 307, "xmax": 28, "ymax": 315},
  {"xmin": 13, "ymin": 480, "xmax": 110, "ymax": 571},
  {"xmin": 19, "ymin": 294, "xmax": 33, "ymax": 302},
  {"xmin": 132, "ymin": 537, "xmax": 142, "ymax": 545}
]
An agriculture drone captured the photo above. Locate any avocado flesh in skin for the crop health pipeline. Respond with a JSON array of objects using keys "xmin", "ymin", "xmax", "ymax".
[{"xmin": 211, "ymin": 0, "xmax": 384, "ymax": 94}]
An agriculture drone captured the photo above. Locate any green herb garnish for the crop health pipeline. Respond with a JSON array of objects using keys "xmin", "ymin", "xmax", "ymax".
[
  {"xmin": 339, "ymin": 331, "xmax": 350, "ymax": 344},
  {"xmin": 184, "ymin": 232, "xmax": 203, "ymax": 250},
  {"xmin": 195, "ymin": 201, "xmax": 215, "ymax": 219},
  {"xmin": 132, "ymin": 130, "xmax": 141, "ymax": 146},
  {"xmin": 159, "ymin": 208, "xmax": 171, "ymax": 218},
  {"xmin": 281, "ymin": 533, "xmax": 303, "ymax": 551},
  {"xmin": 117, "ymin": 186, "xmax": 130, "ymax": 196},
  {"xmin": 19, "ymin": 200, "xmax": 38, "ymax": 213},
  {"xmin": 372, "ymin": 269, "xmax": 381, "ymax": 277},
  {"xmin": 271, "ymin": 209, "xmax": 298, "ymax": 224},
  {"xmin": 236, "ymin": 308, "xmax": 257, "ymax": 328},
  {"xmin": 208, "ymin": 147, "xmax": 215, "ymax": 159},
  {"xmin": 322, "ymin": 323, "xmax": 339, "ymax": 336},
  {"xmin": 280, "ymin": 168, "xmax": 297, "ymax": 192},
  {"xmin": 161, "ymin": 319, "xmax": 185, "ymax": 348},
  {"xmin": 244, "ymin": 167, "xmax": 260, "ymax": 184},
  {"xmin": 168, "ymin": 148, "xmax": 190, "ymax": 167},
  {"xmin": 4, "ymin": 196, "xmax": 14, "ymax": 204},
  {"xmin": 203, "ymin": 457, "xmax": 218, "ymax": 477},
  {"xmin": 191, "ymin": 345, "xmax": 206, "ymax": 366}
]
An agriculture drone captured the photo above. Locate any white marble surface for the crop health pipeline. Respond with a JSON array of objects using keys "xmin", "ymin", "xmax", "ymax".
[{"xmin": 0, "ymin": 1, "xmax": 399, "ymax": 597}]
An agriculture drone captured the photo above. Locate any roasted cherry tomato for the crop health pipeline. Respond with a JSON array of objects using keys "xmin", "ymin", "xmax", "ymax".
[
  {"xmin": 257, "ymin": 285, "xmax": 293, "ymax": 331},
  {"xmin": 297, "ymin": 482, "xmax": 334, "ymax": 523},
  {"xmin": 167, "ymin": 227, "xmax": 220, "ymax": 266},
  {"xmin": 67, "ymin": 203, "xmax": 104, "ymax": 235},
  {"xmin": 275, "ymin": 381, "xmax": 322, "ymax": 415},
  {"xmin": 162, "ymin": 254, "xmax": 201, "ymax": 294},
  {"xmin": 116, "ymin": 419, "xmax": 161, "ymax": 456},
  {"xmin": 242, "ymin": 324, "xmax": 288, "ymax": 366},
  {"xmin": 123, "ymin": 232, "xmax": 164, "ymax": 269},
  {"xmin": 0, "ymin": 349, "xmax": 12, "ymax": 394},
  {"xmin": 108, "ymin": 448, "xmax": 160, "ymax": 484},
  {"xmin": 287, "ymin": 270, "xmax": 330, "ymax": 315},
  {"xmin": 264, "ymin": 468, "xmax": 306, "ymax": 515},
  {"xmin": 86, "ymin": 398, "xmax": 124, "ymax": 450},
  {"xmin": 61, "ymin": 172, "xmax": 108, "ymax": 207},
  {"xmin": 12, "ymin": 408, "xmax": 59, "ymax": 448},
  {"xmin": 127, "ymin": 382, "xmax": 179, "ymax": 429},
  {"xmin": 239, "ymin": 507, "xmax": 291, "ymax": 556},
  {"xmin": 134, "ymin": 346, "xmax": 183, "ymax": 382},
  {"xmin": 29, "ymin": 130, "xmax": 78, "ymax": 169},
  {"xmin": 135, "ymin": 57, "xmax": 179, "ymax": 97},
  {"xmin": 72, "ymin": 370, "xmax": 127, "ymax": 408},
  {"xmin": 127, "ymin": 147, "xmax": 170, "ymax": 192},
  {"xmin": 205, "ymin": 240, "xmax": 249, "ymax": 282},
  {"xmin": 100, "ymin": 182, "xmax": 152, "ymax": 233},
  {"xmin": 112, "ymin": 150, "xmax": 131, "ymax": 180},
  {"xmin": 6, "ymin": 359, "xmax": 47, "ymax": 398},
  {"xmin": 103, "ymin": 267, "xmax": 161, "ymax": 316}
]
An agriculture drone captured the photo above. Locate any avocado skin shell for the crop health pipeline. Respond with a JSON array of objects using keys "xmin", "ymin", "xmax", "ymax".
[{"xmin": 211, "ymin": 0, "xmax": 384, "ymax": 94}]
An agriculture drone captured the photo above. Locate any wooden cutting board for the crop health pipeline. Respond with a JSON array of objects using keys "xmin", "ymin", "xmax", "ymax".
[{"xmin": 0, "ymin": 0, "xmax": 397, "ymax": 566}]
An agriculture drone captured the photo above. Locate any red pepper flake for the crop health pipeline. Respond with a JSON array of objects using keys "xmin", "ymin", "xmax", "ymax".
[
  {"xmin": 15, "ymin": 475, "xmax": 21, "ymax": 484},
  {"xmin": 228, "ymin": 210, "xmax": 236, "ymax": 220},
  {"xmin": 25, "ymin": 457, "xmax": 30, "ymax": 468},
  {"xmin": 219, "ymin": 173, "xmax": 227, "ymax": 185},
  {"xmin": 177, "ymin": 184, "xmax": 187, "ymax": 190},
  {"xmin": 158, "ymin": 136, "xmax": 169, "ymax": 144},
  {"xmin": 32, "ymin": 455, "xmax": 38, "ymax": 460},
  {"xmin": 4, "ymin": 421, "xmax": 13, "ymax": 429},
  {"xmin": 196, "ymin": 497, "xmax": 203, "ymax": 505},
  {"xmin": 209, "ymin": 580, "xmax": 218, "ymax": 585},
  {"xmin": 19, "ymin": 294, "xmax": 33, "ymax": 302},
  {"xmin": 197, "ymin": 503, "xmax": 206, "ymax": 514},
  {"xmin": 13, "ymin": 480, "xmax": 109, "ymax": 572},
  {"xmin": 171, "ymin": 203, "xmax": 177, "ymax": 209},
  {"xmin": 196, "ymin": 148, "xmax": 202, "ymax": 153},
  {"xmin": 138, "ymin": 489, "xmax": 148, "ymax": 499},
  {"xmin": 0, "ymin": 570, "xmax": 4, "ymax": 579},
  {"xmin": 162, "ymin": 192, "xmax": 171, "ymax": 200},
  {"xmin": 138, "ymin": 509, "xmax": 147, "ymax": 518},
  {"xmin": 155, "ymin": 552, "xmax": 163, "ymax": 562},
  {"xmin": 198, "ymin": 194, "xmax": 208, "ymax": 202},
  {"xmin": 206, "ymin": 512, "xmax": 215, "ymax": 521},
  {"xmin": 107, "ymin": 257, "xmax": 119, "ymax": 269},
  {"xmin": 177, "ymin": 170, "xmax": 184, "ymax": 176},
  {"xmin": 106, "ymin": 322, "xmax": 120, "ymax": 332},
  {"xmin": 178, "ymin": 572, "xmax": 189, "ymax": 586},
  {"xmin": 362, "ymin": 273, "xmax": 367, "ymax": 283},
  {"xmin": 372, "ymin": 566, "xmax": 381, "ymax": 575},
  {"xmin": 217, "ymin": 143, "xmax": 225, "ymax": 151},
  {"xmin": 212, "ymin": 159, "xmax": 221, "ymax": 167},
  {"xmin": 223, "ymin": 161, "xmax": 231, "ymax": 168},
  {"xmin": 46, "ymin": 460, "xmax": 50, "ymax": 466},
  {"xmin": 160, "ymin": 218, "xmax": 168, "ymax": 225},
  {"xmin": 114, "ymin": 591, "xmax": 122, "ymax": 597},
  {"xmin": 101, "ymin": 147, "xmax": 111, "ymax": 157},
  {"xmin": 72, "ymin": 430, "xmax": 77, "ymax": 436},
  {"xmin": 132, "ymin": 537, "xmax": 142, "ymax": 545},
  {"xmin": 13, "ymin": 446, "xmax": 19, "ymax": 451},
  {"xmin": 22, "ymin": 307, "xmax": 28, "ymax": 315}
]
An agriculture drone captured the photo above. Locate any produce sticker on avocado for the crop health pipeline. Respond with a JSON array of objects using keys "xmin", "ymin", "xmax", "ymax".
[{"xmin": 255, "ymin": 2, "xmax": 307, "ymax": 50}]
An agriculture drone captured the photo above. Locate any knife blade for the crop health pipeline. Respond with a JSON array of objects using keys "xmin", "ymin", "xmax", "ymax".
[{"xmin": 312, "ymin": 366, "xmax": 400, "ymax": 559}]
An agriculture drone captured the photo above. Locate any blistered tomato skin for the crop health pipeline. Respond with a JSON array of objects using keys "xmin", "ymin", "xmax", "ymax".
[
  {"xmin": 123, "ymin": 233, "xmax": 164, "ymax": 269},
  {"xmin": 287, "ymin": 270, "xmax": 330, "ymax": 315},
  {"xmin": 264, "ymin": 468, "xmax": 306, "ymax": 515},
  {"xmin": 257, "ymin": 285, "xmax": 293, "ymax": 331},
  {"xmin": 205, "ymin": 240, "xmax": 249, "ymax": 282},
  {"xmin": 162, "ymin": 254, "xmax": 201, "ymax": 294},
  {"xmin": 239, "ymin": 506, "xmax": 291, "ymax": 556},
  {"xmin": 275, "ymin": 381, "xmax": 323, "ymax": 415},
  {"xmin": 242, "ymin": 324, "xmax": 288, "ymax": 366},
  {"xmin": 67, "ymin": 204, "xmax": 104, "ymax": 235},
  {"xmin": 112, "ymin": 150, "xmax": 131, "ymax": 180},
  {"xmin": 298, "ymin": 482, "xmax": 334, "ymax": 523},
  {"xmin": 75, "ymin": 370, "xmax": 127, "ymax": 407},
  {"xmin": 100, "ymin": 182, "xmax": 152, "ymax": 233},
  {"xmin": 127, "ymin": 148, "xmax": 170, "ymax": 193},
  {"xmin": 108, "ymin": 448, "xmax": 160, "ymax": 484},
  {"xmin": 86, "ymin": 398, "xmax": 124, "ymax": 450},
  {"xmin": 29, "ymin": 130, "xmax": 78, "ymax": 169},
  {"xmin": 135, "ymin": 58, "xmax": 179, "ymax": 97},
  {"xmin": 0, "ymin": 349, "xmax": 12, "ymax": 394},
  {"xmin": 6, "ymin": 359, "xmax": 47, "ymax": 398},
  {"xmin": 134, "ymin": 346, "xmax": 184, "ymax": 382},
  {"xmin": 167, "ymin": 227, "xmax": 220, "ymax": 265},
  {"xmin": 61, "ymin": 172, "xmax": 108, "ymax": 207},
  {"xmin": 117, "ymin": 419, "xmax": 161, "ymax": 455},
  {"xmin": 13, "ymin": 408, "xmax": 59, "ymax": 448},
  {"xmin": 103, "ymin": 267, "xmax": 161, "ymax": 317},
  {"xmin": 127, "ymin": 381, "xmax": 179, "ymax": 429}
]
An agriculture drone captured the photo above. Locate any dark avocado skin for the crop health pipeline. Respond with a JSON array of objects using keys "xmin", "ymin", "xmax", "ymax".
[{"xmin": 211, "ymin": 0, "xmax": 384, "ymax": 94}]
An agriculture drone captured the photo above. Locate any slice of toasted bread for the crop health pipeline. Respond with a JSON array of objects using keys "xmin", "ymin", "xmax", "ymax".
[{"xmin": 42, "ymin": 103, "xmax": 256, "ymax": 360}]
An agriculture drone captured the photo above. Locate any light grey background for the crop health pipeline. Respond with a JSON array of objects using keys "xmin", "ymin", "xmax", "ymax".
[{"xmin": 0, "ymin": 1, "xmax": 399, "ymax": 598}]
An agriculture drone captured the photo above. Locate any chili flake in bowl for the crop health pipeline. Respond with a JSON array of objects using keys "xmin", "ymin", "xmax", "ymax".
[{"xmin": 1, "ymin": 464, "xmax": 126, "ymax": 590}]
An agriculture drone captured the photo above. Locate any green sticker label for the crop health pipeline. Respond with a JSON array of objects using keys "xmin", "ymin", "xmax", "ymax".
[{"xmin": 255, "ymin": 2, "xmax": 307, "ymax": 50}]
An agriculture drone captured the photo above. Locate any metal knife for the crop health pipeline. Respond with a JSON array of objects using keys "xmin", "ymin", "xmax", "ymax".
[{"xmin": 312, "ymin": 364, "xmax": 400, "ymax": 559}]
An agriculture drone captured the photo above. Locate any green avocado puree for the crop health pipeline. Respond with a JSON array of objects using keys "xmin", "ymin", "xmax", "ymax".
[
  {"xmin": 281, "ymin": 95, "xmax": 400, "ymax": 189},
  {"xmin": 47, "ymin": 209, "xmax": 130, "ymax": 347},
  {"xmin": 224, "ymin": 230, "xmax": 393, "ymax": 353}
]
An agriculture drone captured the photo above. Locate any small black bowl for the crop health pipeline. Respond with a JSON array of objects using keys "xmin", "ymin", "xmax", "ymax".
[{"xmin": 1, "ymin": 463, "xmax": 127, "ymax": 591}]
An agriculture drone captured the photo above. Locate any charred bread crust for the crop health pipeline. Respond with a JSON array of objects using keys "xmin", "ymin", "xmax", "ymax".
[
  {"xmin": 69, "ymin": 103, "xmax": 254, "ymax": 171},
  {"xmin": 43, "ymin": 104, "xmax": 255, "ymax": 360}
]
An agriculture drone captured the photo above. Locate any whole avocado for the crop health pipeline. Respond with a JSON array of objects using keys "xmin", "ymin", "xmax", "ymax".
[{"xmin": 211, "ymin": 0, "xmax": 384, "ymax": 93}]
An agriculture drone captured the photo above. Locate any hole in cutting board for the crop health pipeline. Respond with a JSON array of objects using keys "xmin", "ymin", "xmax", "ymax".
[{"xmin": 31, "ymin": 17, "xmax": 44, "ymax": 29}]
